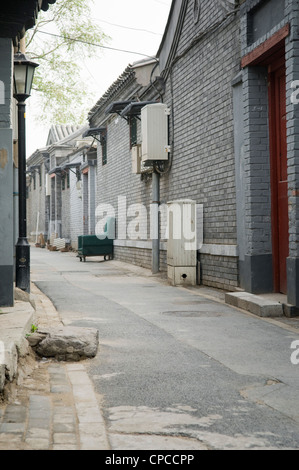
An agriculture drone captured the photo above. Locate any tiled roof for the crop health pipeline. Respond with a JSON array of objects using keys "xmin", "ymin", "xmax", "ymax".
[
  {"xmin": 46, "ymin": 124, "xmax": 82, "ymax": 146},
  {"xmin": 88, "ymin": 66, "xmax": 136, "ymax": 121}
]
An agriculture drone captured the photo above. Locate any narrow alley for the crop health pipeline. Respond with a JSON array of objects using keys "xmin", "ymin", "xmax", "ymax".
[{"xmin": 1, "ymin": 246, "xmax": 298, "ymax": 450}]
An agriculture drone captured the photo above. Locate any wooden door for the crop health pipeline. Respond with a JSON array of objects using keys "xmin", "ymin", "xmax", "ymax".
[{"xmin": 269, "ymin": 61, "xmax": 289, "ymax": 294}]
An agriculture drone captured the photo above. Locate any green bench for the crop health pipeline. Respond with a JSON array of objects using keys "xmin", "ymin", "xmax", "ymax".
[{"xmin": 77, "ymin": 217, "xmax": 115, "ymax": 262}]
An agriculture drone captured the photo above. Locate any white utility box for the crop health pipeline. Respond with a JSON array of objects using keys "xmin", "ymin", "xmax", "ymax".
[
  {"xmin": 141, "ymin": 103, "xmax": 170, "ymax": 163},
  {"xmin": 167, "ymin": 199, "xmax": 197, "ymax": 286},
  {"xmin": 132, "ymin": 144, "xmax": 153, "ymax": 174}
]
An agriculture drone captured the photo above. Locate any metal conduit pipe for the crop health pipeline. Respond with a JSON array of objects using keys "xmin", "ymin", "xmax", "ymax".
[{"xmin": 152, "ymin": 171, "xmax": 160, "ymax": 274}]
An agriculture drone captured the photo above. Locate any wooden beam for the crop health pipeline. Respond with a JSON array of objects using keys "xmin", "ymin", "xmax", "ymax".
[{"xmin": 241, "ymin": 24, "xmax": 290, "ymax": 68}]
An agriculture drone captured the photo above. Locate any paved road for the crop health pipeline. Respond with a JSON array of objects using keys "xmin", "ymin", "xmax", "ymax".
[{"xmin": 31, "ymin": 246, "xmax": 299, "ymax": 450}]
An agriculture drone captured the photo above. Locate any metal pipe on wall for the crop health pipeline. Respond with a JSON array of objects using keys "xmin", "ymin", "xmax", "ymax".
[{"xmin": 152, "ymin": 171, "xmax": 160, "ymax": 274}]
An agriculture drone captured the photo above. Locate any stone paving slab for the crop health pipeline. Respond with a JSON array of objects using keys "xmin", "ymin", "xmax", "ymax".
[{"xmin": 0, "ymin": 361, "xmax": 109, "ymax": 450}]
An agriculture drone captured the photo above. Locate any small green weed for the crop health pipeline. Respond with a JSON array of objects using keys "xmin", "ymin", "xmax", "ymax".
[
  {"xmin": 26, "ymin": 324, "xmax": 38, "ymax": 338},
  {"xmin": 31, "ymin": 324, "xmax": 38, "ymax": 333}
]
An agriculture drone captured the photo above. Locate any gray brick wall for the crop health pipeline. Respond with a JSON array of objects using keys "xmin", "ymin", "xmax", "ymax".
[
  {"xmin": 241, "ymin": 65, "xmax": 272, "ymax": 256},
  {"xmin": 200, "ymin": 253, "xmax": 239, "ymax": 290},
  {"xmin": 89, "ymin": 1, "xmax": 241, "ymax": 291},
  {"xmin": 0, "ymin": 38, "xmax": 14, "ymax": 306},
  {"xmin": 160, "ymin": 2, "xmax": 240, "ymax": 287},
  {"xmin": 286, "ymin": 0, "xmax": 299, "ymax": 259},
  {"xmin": 113, "ymin": 246, "xmax": 167, "ymax": 272},
  {"xmin": 95, "ymin": 113, "xmax": 153, "ymax": 237},
  {"xmin": 285, "ymin": 0, "xmax": 299, "ymax": 305},
  {"xmin": 161, "ymin": 15, "xmax": 240, "ymax": 245},
  {"xmin": 114, "ymin": 246, "xmax": 152, "ymax": 271}
]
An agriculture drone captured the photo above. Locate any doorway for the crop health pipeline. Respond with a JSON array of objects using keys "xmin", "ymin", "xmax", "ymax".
[{"xmin": 268, "ymin": 58, "xmax": 289, "ymax": 294}]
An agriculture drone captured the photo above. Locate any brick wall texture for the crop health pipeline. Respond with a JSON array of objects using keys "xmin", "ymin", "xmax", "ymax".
[{"xmin": 90, "ymin": 1, "xmax": 241, "ymax": 291}]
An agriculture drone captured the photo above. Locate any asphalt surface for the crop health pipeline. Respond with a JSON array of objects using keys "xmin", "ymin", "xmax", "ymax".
[{"xmin": 30, "ymin": 246, "xmax": 299, "ymax": 450}]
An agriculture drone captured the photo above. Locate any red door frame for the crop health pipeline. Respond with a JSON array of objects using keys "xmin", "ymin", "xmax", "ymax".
[
  {"xmin": 241, "ymin": 24, "xmax": 290, "ymax": 292},
  {"xmin": 268, "ymin": 57, "xmax": 289, "ymax": 293},
  {"xmin": 241, "ymin": 25, "xmax": 290, "ymax": 294}
]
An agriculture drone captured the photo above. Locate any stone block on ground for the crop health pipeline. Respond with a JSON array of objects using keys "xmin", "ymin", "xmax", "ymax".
[
  {"xmin": 28, "ymin": 326, "xmax": 99, "ymax": 361},
  {"xmin": 225, "ymin": 292, "xmax": 284, "ymax": 317}
]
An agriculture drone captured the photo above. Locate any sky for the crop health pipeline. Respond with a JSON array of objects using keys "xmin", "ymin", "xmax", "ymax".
[{"xmin": 26, "ymin": 0, "xmax": 173, "ymax": 155}]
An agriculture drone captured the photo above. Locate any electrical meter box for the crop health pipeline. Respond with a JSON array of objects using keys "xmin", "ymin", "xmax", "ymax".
[
  {"xmin": 132, "ymin": 144, "xmax": 153, "ymax": 174},
  {"xmin": 167, "ymin": 199, "xmax": 197, "ymax": 286},
  {"xmin": 141, "ymin": 103, "xmax": 170, "ymax": 163},
  {"xmin": 132, "ymin": 144, "xmax": 142, "ymax": 174}
]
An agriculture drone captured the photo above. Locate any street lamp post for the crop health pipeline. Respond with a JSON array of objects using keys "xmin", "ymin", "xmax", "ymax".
[{"xmin": 13, "ymin": 51, "xmax": 38, "ymax": 293}]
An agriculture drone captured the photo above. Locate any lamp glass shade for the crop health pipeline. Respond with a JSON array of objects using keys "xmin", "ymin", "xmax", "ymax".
[
  {"xmin": 13, "ymin": 53, "xmax": 39, "ymax": 98},
  {"xmin": 14, "ymin": 63, "xmax": 27, "ymax": 96},
  {"xmin": 25, "ymin": 65, "xmax": 35, "ymax": 96}
]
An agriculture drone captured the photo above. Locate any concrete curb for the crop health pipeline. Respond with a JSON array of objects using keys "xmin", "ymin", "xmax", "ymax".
[
  {"xmin": 66, "ymin": 363, "xmax": 110, "ymax": 450},
  {"xmin": 0, "ymin": 299, "xmax": 35, "ymax": 395}
]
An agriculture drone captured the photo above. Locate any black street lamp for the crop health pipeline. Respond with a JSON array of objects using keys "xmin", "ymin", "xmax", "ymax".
[{"xmin": 13, "ymin": 51, "xmax": 39, "ymax": 293}]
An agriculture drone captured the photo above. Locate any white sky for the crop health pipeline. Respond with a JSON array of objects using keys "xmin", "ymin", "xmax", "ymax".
[{"xmin": 26, "ymin": 0, "xmax": 172, "ymax": 155}]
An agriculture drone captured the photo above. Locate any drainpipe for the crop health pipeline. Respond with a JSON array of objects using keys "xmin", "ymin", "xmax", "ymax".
[{"xmin": 152, "ymin": 171, "xmax": 160, "ymax": 274}]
